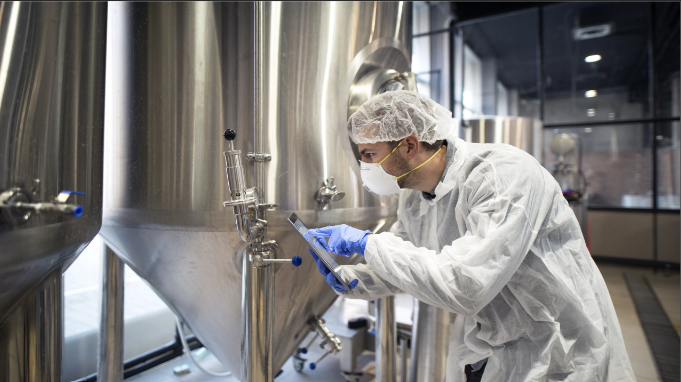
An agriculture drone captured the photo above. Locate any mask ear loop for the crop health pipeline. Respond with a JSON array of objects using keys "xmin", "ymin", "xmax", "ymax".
[
  {"xmin": 393, "ymin": 145, "xmax": 443, "ymax": 180},
  {"xmin": 376, "ymin": 140, "xmax": 404, "ymax": 167}
]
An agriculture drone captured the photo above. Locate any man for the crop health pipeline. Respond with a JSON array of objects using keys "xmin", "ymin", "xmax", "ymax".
[{"xmin": 305, "ymin": 91, "xmax": 635, "ymax": 381}]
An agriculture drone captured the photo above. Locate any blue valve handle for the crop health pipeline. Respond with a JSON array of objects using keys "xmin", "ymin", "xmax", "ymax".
[
  {"xmin": 300, "ymin": 348, "xmax": 308, "ymax": 354},
  {"xmin": 57, "ymin": 191, "xmax": 85, "ymax": 217},
  {"xmin": 292, "ymin": 256, "xmax": 302, "ymax": 267},
  {"xmin": 309, "ymin": 363, "xmax": 317, "ymax": 370}
]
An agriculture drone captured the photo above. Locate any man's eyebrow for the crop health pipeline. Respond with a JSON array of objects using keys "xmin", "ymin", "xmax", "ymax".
[{"xmin": 360, "ymin": 148, "xmax": 368, "ymax": 155}]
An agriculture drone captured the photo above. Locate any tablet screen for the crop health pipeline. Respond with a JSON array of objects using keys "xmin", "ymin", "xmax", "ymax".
[{"xmin": 287, "ymin": 213, "xmax": 350, "ymax": 290}]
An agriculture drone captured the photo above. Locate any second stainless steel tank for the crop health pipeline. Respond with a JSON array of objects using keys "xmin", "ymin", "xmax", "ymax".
[
  {"xmin": 0, "ymin": 3, "xmax": 107, "ymax": 380},
  {"xmin": 464, "ymin": 117, "xmax": 543, "ymax": 161},
  {"xmin": 101, "ymin": 2, "xmax": 410, "ymax": 379}
]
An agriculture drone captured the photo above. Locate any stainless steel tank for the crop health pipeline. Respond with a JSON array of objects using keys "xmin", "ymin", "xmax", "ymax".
[
  {"xmin": 0, "ymin": 2, "xmax": 107, "ymax": 380},
  {"xmin": 101, "ymin": 2, "xmax": 409, "ymax": 379},
  {"xmin": 464, "ymin": 117, "xmax": 544, "ymax": 161}
]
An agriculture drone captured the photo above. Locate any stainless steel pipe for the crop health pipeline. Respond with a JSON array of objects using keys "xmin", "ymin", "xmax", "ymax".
[
  {"xmin": 400, "ymin": 338, "xmax": 409, "ymax": 382},
  {"xmin": 375, "ymin": 296, "xmax": 397, "ymax": 382},
  {"xmin": 98, "ymin": 245, "xmax": 125, "ymax": 382},
  {"xmin": 409, "ymin": 299, "xmax": 455, "ymax": 382},
  {"xmin": 238, "ymin": 3, "xmax": 275, "ymax": 381},
  {"xmin": 242, "ymin": 250, "xmax": 275, "ymax": 382}
]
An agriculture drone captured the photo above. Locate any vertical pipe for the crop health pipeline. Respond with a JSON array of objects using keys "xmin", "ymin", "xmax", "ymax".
[
  {"xmin": 242, "ymin": 250, "xmax": 274, "ymax": 382},
  {"xmin": 98, "ymin": 245, "xmax": 125, "ymax": 382},
  {"xmin": 409, "ymin": 300, "xmax": 455, "ymax": 382},
  {"xmin": 408, "ymin": 298, "xmax": 420, "ymax": 382},
  {"xmin": 375, "ymin": 296, "xmax": 396, "ymax": 382},
  {"xmin": 241, "ymin": 252, "xmax": 251, "ymax": 381},
  {"xmin": 242, "ymin": 2, "xmax": 274, "ymax": 382},
  {"xmin": 254, "ymin": 1, "xmax": 265, "ymax": 205},
  {"xmin": 400, "ymin": 337, "xmax": 408, "ymax": 382}
]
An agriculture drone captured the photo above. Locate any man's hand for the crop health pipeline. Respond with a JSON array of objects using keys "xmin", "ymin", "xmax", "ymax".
[
  {"xmin": 307, "ymin": 248, "xmax": 359, "ymax": 292},
  {"xmin": 305, "ymin": 225, "xmax": 372, "ymax": 257},
  {"xmin": 303, "ymin": 230, "xmax": 359, "ymax": 292}
]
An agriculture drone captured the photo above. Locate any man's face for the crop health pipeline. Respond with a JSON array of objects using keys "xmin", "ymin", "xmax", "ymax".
[{"xmin": 358, "ymin": 141, "xmax": 411, "ymax": 185}]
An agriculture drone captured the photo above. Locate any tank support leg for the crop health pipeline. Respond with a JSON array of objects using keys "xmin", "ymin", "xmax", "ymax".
[
  {"xmin": 375, "ymin": 296, "xmax": 397, "ymax": 382},
  {"xmin": 98, "ymin": 245, "xmax": 125, "ymax": 382}
]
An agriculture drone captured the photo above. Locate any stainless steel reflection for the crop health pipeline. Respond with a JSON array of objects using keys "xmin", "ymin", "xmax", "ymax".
[
  {"xmin": 0, "ymin": 269, "xmax": 62, "ymax": 382},
  {"xmin": 0, "ymin": 2, "xmax": 107, "ymax": 324},
  {"xmin": 409, "ymin": 299, "xmax": 455, "ymax": 382},
  {"xmin": 375, "ymin": 296, "xmax": 397, "ymax": 382},
  {"xmin": 98, "ymin": 246, "xmax": 125, "ymax": 382},
  {"xmin": 464, "ymin": 117, "xmax": 544, "ymax": 161},
  {"xmin": 102, "ymin": 2, "xmax": 409, "ymax": 379}
]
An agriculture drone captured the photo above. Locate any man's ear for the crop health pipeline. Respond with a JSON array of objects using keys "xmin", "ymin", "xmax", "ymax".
[{"xmin": 404, "ymin": 135, "xmax": 420, "ymax": 160}]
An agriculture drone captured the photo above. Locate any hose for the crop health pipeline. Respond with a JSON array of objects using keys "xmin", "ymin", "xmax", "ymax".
[{"xmin": 175, "ymin": 316, "xmax": 232, "ymax": 377}]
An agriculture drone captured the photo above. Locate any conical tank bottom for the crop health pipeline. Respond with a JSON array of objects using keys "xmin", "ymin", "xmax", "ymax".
[{"xmin": 99, "ymin": 215, "xmax": 381, "ymax": 380}]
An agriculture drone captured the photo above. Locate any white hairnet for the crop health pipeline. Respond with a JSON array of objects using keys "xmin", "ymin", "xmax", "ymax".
[{"xmin": 347, "ymin": 90, "xmax": 457, "ymax": 145}]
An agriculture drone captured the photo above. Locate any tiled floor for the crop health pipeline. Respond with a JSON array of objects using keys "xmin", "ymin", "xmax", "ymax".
[{"xmin": 598, "ymin": 263, "xmax": 680, "ymax": 382}]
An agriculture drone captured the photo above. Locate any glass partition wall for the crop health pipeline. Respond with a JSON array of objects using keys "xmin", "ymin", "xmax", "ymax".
[{"xmin": 413, "ymin": 1, "xmax": 679, "ymax": 266}]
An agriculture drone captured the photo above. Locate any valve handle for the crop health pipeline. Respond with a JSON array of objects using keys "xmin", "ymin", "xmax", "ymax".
[
  {"xmin": 292, "ymin": 256, "xmax": 302, "ymax": 267},
  {"xmin": 223, "ymin": 129, "xmax": 237, "ymax": 141},
  {"xmin": 309, "ymin": 363, "xmax": 317, "ymax": 370}
]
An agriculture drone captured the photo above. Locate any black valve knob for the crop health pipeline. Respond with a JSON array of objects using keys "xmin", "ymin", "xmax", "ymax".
[{"xmin": 223, "ymin": 129, "xmax": 236, "ymax": 141}]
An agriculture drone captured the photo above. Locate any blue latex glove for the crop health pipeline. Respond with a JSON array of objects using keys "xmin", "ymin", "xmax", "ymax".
[
  {"xmin": 303, "ymin": 233, "xmax": 359, "ymax": 292},
  {"xmin": 305, "ymin": 225, "xmax": 372, "ymax": 257}
]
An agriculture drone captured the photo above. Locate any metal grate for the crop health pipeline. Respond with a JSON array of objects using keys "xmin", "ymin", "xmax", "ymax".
[{"xmin": 624, "ymin": 273, "xmax": 680, "ymax": 382}]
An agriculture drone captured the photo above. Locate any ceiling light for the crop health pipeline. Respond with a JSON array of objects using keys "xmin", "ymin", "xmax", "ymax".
[
  {"xmin": 573, "ymin": 24, "xmax": 612, "ymax": 40},
  {"xmin": 587, "ymin": 109, "xmax": 596, "ymax": 117},
  {"xmin": 585, "ymin": 90, "xmax": 597, "ymax": 98},
  {"xmin": 585, "ymin": 55, "xmax": 601, "ymax": 63},
  {"xmin": 584, "ymin": 128, "xmax": 593, "ymax": 133}
]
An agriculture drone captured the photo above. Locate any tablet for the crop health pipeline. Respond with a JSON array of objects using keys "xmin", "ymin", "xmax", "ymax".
[{"xmin": 287, "ymin": 213, "xmax": 351, "ymax": 291}]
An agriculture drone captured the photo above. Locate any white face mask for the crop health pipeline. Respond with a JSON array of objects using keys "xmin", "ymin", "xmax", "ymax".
[
  {"xmin": 359, "ymin": 140, "xmax": 443, "ymax": 196},
  {"xmin": 360, "ymin": 160, "xmax": 402, "ymax": 195}
]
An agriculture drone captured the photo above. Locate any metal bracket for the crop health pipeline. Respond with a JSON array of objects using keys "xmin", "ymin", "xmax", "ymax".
[{"xmin": 246, "ymin": 152, "xmax": 272, "ymax": 162}]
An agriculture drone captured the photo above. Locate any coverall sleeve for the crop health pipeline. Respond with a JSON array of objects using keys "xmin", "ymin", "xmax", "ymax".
[
  {"xmin": 332, "ymin": 218, "xmax": 408, "ymax": 300},
  {"xmin": 363, "ymin": 157, "xmax": 551, "ymax": 316},
  {"xmin": 335, "ymin": 263, "xmax": 403, "ymax": 300}
]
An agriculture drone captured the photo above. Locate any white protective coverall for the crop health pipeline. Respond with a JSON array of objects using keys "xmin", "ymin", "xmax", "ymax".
[{"xmin": 337, "ymin": 135, "xmax": 636, "ymax": 381}]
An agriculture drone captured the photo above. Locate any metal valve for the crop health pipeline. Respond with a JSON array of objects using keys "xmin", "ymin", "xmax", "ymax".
[
  {"xmin": 0, "ymin": 188, "xmax": 85, "ymax": 225},
  {"xmin": 315, "ymin": 177, "xmax": 345, "ymax": 204},
  {"xmin": 304, "ymin": 318, "xmax": 343, "ymax": 370},
  {"xmin": 248, "ymin": 240, "xmax": 303, "ymax": 268}
]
